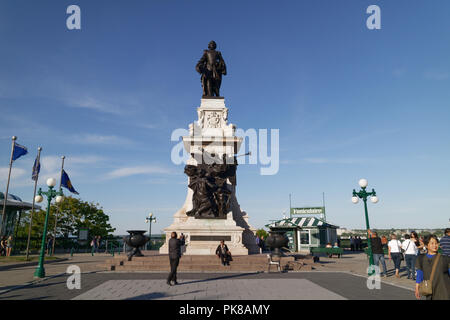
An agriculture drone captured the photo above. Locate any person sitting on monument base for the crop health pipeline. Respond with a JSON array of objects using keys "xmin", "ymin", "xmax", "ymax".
[{"xmin": 215, "ymin": 240, "xmax": 232, "ymax": 266}]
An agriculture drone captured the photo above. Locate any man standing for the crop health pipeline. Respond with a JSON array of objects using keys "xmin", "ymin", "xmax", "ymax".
[
  {"xmin": 440, "ymin": 228, "xmax": 450, "ymax": 257},
  {"xmin": 167, "ymin": 232, "xmax": 181, "ymax": 286},
  {"xmin": 368, "ymin": 230, "xmax": 387, "ymax": 277}
]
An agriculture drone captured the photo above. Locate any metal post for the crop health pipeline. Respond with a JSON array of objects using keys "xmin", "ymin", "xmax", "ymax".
[
  {"xmin": 34, "ymin": 190, "xmax": 52, "ymax": 278},
  {"xmin": 363, "ymin": 196, "xmax": 374, "ymax": 268},
  {"xmin": 149, "ymin": 219, "xmax": 152, "ymax": 251},
  {"xmin": 26, "ymin": 147, "xmax": 42, "ymax": 260},
  {"xmin": 1, "ymin": 137, "xmax": 17, "ymax": 236},
  {"xmin": 52, "ymin": 156, "xmax": 65, "ymax": 256},
  {"xmin": 289, "ymin": 194, "xmax": 292, "ymax": 218}
]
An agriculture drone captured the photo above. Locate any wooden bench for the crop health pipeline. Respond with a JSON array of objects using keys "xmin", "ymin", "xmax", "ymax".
[{"xmin": 310, "ymin": 247, "xmax": 344, "ymax": 258}]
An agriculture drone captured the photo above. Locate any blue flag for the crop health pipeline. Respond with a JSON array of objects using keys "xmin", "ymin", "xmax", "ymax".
[
  {"xmin": 61, "ymin": 170, "xmax": 79, "ymax": 194},
  {"xmin": 12, "ymin": 142, "xmax": 28, "ymax": 161},
  {"xmin": 32, "ymin": 156, "xmax": 40, "ymax": 181}
]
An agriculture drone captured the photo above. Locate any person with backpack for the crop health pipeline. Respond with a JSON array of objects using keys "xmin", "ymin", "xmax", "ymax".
[{"xmin": 415, "ymin": 235, "xmax": 450, "ymax": 300}]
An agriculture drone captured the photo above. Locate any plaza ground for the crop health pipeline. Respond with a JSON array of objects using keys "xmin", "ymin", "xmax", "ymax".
[{"xmin": 0, "ymin": 251, "xmax": 418, "ymax": 300}]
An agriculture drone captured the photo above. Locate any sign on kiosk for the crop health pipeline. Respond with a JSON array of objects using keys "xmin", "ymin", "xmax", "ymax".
[{"xmin": 290, "ymin": 207, "xmax": 325, "ymax": 215}]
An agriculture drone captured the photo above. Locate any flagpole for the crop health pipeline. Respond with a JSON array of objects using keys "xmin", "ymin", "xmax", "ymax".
[
  {"xmin": 26, "ymin": 147, "xmax": 42, "ymax": 261},
  {"xmin": 1, "ymin": 136, "xmax": 17, "ymax": 237},
  {"xmin": 51, "ymin": 155, "xmax": 65, "ymax": 255}
]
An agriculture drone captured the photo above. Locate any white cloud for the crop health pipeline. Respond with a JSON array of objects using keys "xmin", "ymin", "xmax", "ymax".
[
  {"xmin": 424, "ymin": 70, "xmax": 449, "ymax": 81},
  {"xmin": 69, "ymin": 96, "xmax": 125, "ymax": 115},
  {"xmin": 0, "ymin": 167, "xmax": 26, "ymax": 181},
  {"xmin": 71, "ymin": 134, "xmax": 134, "ymax": 146},
  {"xmin": 106, "ymin": 165, "xmax": 174, "ymax": 179}
]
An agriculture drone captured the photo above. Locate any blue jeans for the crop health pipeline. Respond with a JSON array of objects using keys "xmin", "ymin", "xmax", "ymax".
[
  {"xmin": 405, "ymin": 254, "xmax": 416, "ymax": 279},
  {"xmin": 391, "ymin": 253, "xmax": 402, "ymax": 271},
  {"xmin": 373, "ymin": 253, "xmax": 387, "ymax": 275}
]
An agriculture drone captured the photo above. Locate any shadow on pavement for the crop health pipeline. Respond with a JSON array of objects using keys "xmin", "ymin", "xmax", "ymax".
[{"xmin": 178, "ymin": 272, "xmax": 259, "ymax": 285}]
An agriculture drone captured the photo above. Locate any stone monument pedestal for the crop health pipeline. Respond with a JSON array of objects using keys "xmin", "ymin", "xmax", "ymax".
[{"xmin": 159, "ymin": 98, "xmax": 259, "ymax": 255}]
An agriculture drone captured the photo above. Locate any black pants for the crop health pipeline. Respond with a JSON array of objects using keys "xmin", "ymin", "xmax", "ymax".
[
  {"xmin": 167, "ymin": 257, "xmax": 179, "ymax": 283},
  {"xmin": 219, "ymin": 253, "xmax": 230, "ymax": 265}
]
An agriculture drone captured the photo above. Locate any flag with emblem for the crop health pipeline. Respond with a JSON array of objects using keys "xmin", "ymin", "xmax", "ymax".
[{"xmin": 61, "ymin": 170, "xmax": 79, "ymax": 194}]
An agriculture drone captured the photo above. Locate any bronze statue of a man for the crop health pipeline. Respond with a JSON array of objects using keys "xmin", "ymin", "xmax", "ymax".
[{"xmin": 196, "ymin": 41, "xmax": 227, "ymax": 97}]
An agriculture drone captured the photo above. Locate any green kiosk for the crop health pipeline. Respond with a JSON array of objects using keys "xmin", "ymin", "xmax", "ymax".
[{"xmin": 266, "ymin": 207, "xmax": 339, "ymax": 253}]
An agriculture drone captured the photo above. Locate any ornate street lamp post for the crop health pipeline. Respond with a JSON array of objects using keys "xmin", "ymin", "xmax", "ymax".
[
  {"xmin": 145, "ymin": 213, "xmax": 156, "ymax": 250},
  {"xmin": 352, "ymin": 178, "xmax": 379, "ymax": 275},
  {"xmin": 34, "ymin": 178, "xmax": 64, "ymax": 278}
]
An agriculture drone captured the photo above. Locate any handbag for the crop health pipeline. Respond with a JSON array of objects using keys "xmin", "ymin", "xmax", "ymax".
[
  {"xmin": 400, "ymin": 240, "xmax": 410, "ymax": 260},
  {"xmin": 418, "ymin": 254, "xmax": 440, "ymax": 297}
]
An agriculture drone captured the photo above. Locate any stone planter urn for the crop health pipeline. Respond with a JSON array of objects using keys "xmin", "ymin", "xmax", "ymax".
[
  {"xmin": 124, "ymin": 230, "xmax": 149, "ymax": 261},
  {"xmin": 265, "ymin": 231, "xmax": 289, "ymax": 257}
]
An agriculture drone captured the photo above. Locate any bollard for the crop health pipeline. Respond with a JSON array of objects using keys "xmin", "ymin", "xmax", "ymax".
[
  {"xmin": 70, "ymin": 247, "xmax": 74, "ymax": 257},
  {"xmin": 91, "ymin": 246, "xmax": 94, "ymax": 256}
]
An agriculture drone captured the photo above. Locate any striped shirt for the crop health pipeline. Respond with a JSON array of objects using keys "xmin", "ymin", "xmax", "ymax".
[{"xmin": 441, "ymin": 235, "xmax": 450, "ymax": 256}]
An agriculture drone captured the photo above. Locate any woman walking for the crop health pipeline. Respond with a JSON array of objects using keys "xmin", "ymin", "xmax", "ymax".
[
  {"xmin": 415, "ymin": 235, "xmax": 450, "ymax": 300},
  {"xmin": 0, "ymin": 236, "xmax": 6, "ymax": 256},
  {"xmin": 381, "ymin": 235, "xmax": 388, "ymax": 250},
  {"xmin": 388, "ymin": 234, "xmax": 403, "ymax": 278},
  {"xmin": 402, "ymin": 234, "xmax": 418, "ymax": 280},
  {"xmin": 6, "ymin": 236, "xmax": 13, "ymax": 257}
]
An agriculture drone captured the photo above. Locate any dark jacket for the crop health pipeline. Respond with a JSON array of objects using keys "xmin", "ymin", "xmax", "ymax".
[
  {"xmin": 371, "ymin": 237, "xmax": 384, "ymax": 255},
  {"xmin": 215, "ymin": 244, "xmax": 229, "ymax": 256},
  {"xmin": 168, "ymin": 238, "xmax": 181, "ymax": 259},
  {"xmin": 416, "ymin": 253, "xmax": 450, "ymax": 300}
]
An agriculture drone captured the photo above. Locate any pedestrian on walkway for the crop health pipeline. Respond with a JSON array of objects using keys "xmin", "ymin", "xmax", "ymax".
[
  {"xmin": 0, "ymin": 236, "xmax": 6, "ymax": 256},
  {"xmin": 418, "ymin": 236, "xmax": 427, "ymax": 254},
  {"xmin": 350, "ymin": 236, "xmax": 355, "ymax": 251},
  {"xmin": 402, "ymin": 234, "xmax": 418, "ymax": 280},
  {"xmin": 179, "ymin": 233, "xmax": 186, "ymax": 254},
  {"xmin": 368, "ymin": 230, "xmax": 387, "ymax": 277},
  {"xmin": 46, "ymin": 236, "xmax": 53, "ymax": 255},
  {"xmin": 255, "ymin": 234, "xmax": 260, "ymax": 250},
  {"xmin": 167, "ymin": 232, "xmax": 181, "ymax": 286},
  {"xmin": 90, "ymin": 237, "xmax": 97, "ymax": 254},
  {"xmin": 388, "ymin": 234, "xmax": 403, "ymax": 278},
  {"xmin": 415, "ymin": 234, "xmax": 450, "ymax": 300},
  {"xmin": 216, "ymin": 240, "xmax": 232, "ymax": 266},
  {"xmin": 440, "ymin": 228, "xmax": 450, "ymax": 257},
  {"xmin": 381, "ymin": 235, "xmax": 388, "ymax": 250},
  {"xmin": 411, "ymin": 231, "xmax": 420, "ymax": 253},
  {"xmin": 259, "ymin": 236, "xmax": 266, "ymax": 253},
  {"xmin": 6, "ymin": 236, "xmax": 13, "ymax": 257},
  {"xmin": 96, "ymin": 236, "xmax": 101, "ymax": 253}
]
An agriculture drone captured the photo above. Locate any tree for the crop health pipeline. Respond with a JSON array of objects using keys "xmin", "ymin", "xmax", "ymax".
[
  {"xmin": 256, "ymin": 228, "xmax": 269, "ymax": 239},
  {"xmin": 16, "ymin": 197, "xmax": 115, "ymax": 242}
]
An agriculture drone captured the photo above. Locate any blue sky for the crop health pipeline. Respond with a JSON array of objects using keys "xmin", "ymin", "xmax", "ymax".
[{"xmin": 0, "ymin": 0, "xmax": 449, "ymax": 235}]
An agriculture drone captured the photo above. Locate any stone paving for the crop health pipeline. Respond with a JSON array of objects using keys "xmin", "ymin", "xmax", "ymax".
[
  {"xmin": 72, "ymin": 279, "xmax": 346, "ymax": 300},
  {"xmin": 0, "ymin": 251, "xmax": 419, "ymax": 300}
]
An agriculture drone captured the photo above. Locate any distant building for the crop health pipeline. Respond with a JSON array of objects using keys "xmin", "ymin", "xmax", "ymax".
[
  {"xmin": 0, "ymin": 192, "xmax": 39, "ymax": 236},
  {"xmin": 266, "ymin": 217, "xmax": 339, "ymax": 252}
]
